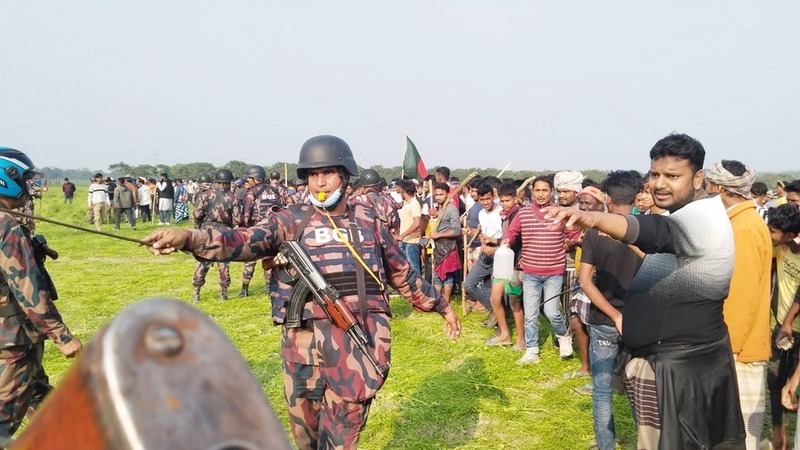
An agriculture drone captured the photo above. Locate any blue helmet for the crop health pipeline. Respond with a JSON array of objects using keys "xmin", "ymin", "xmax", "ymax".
[{"xmin": 0, "ymin": 148, "xmax": 37, "ymax": 198}]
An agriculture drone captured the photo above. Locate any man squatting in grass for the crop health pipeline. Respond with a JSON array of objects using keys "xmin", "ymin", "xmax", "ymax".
[
  {"xmin": 143, "ymin": 135, "xmax": 461, "ymax": 450},
  {"xmin": 545, "ymin": 133, "xmax": 746, "ymax": 449}
]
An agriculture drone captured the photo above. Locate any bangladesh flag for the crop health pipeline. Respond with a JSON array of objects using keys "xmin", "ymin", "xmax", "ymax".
[{"xmin": 403, "ymin": 136, "xmax": 428, "ymax": 180}]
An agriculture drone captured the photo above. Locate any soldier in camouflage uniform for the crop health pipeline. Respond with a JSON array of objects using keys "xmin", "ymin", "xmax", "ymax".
[
  {"xmin": 269, "ymin": 170, "xmax": 290, "ymax": 205},
  {"xmin": 237, "ymin": 165, "xmax": 286, "ymax": 298},
  {"xmin": 287, "ymin": 178, "xmax": 309, "ymax": 205},
  {"xmin": 144, "ymin": 135, "xmax": 461, "ymax": 450},
  {"xmin": 191, "ymin": 170, "xmax": 240, "ymax": 301},
  {"xmin": 197, "ymin": 173, "xmax": 213, "ymax": 191},
  {"xmin": 351, "ymin": 168, "xmax": 400, "ymax": 236},
  {"xmin": 0, "ymin": 148, "xmax": 83, "ymax": 440},
  {"xmin": 13, "ymin": 178, "xmax": 41, "ymax": 233}
]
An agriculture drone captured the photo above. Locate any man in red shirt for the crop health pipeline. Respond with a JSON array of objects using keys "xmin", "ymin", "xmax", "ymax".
[{"xmin": 502, "ymin": 175, "xmax": 573, "ymax": 365}]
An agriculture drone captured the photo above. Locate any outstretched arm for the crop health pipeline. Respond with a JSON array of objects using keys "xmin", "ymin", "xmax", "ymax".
[
  {"xmin": 543, "ymin": 206, "xmax": 630, "ymax": 240},
  {"xmin": 378, "ymin": 222, "xmax": 461, "ymax": 339}
]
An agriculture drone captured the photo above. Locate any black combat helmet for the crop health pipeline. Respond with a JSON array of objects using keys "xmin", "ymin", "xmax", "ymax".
[
  {"xmin": 269, "ymin": 171, "xmax": 281, "ymax": 180},
  {"xmin": 359, "ymin": 168, "xmax": 382, "ymax": 187},
  {"xmin": 214, "ymin": 169, "xmax": 235, "ymax": 183},
  {"xmin": 297, "ymin": 135, "xmax": 358, "ymax": 178},
  {"xmin": 198, "ymin": 174, "xmax": 212, "ymax": 183},
  {"xmin": 245, "ymin": 165, "xmax": 267, "ymax": 181}
]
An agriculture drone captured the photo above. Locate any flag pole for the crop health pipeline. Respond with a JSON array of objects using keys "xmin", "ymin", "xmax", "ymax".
[
  {"xmin": 497, "ymin": 161, "xmax": 513, "ymax": 178},
  {"xmin": 401, "ymin": 132, "xmax": 407, "ymax": 179}
]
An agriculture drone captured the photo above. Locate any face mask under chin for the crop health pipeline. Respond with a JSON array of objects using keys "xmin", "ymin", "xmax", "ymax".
[{"xmin": 309, "ymin": 188, "xmax": 344, "ymax": 210}]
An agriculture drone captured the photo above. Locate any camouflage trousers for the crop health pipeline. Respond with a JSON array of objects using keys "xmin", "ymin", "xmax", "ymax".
[
  {"xmin": 241, "ymin": 259, "xmax": 272, "ymax": 285},
  {"xmin": 0, "ymin": 342, "xmax": 51, "ymax": 437},
  {"xmin": 192, "ymin": 260, "xmax": 231, "ymax": 288},
  {"xmin": 282, "ymin": 317, "xmax": 390, "ymax": 450}
]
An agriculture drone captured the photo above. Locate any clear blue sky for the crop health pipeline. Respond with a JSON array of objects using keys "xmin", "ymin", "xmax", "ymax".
[{"xmin": 1, "ymin": 2, "xmax": 796, "ymax": 173}]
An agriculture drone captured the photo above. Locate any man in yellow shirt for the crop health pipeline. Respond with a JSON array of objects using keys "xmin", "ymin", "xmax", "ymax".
[
  {"xmin": 705, "ymin": 160, "xmax": 772, "ymax": 449},
  {"xmin": 767, "ymin": 203, "xmax": 800, "ymax": 450},
  {"xmin": 775, "ymin": 181, "xmax": 788, "ymax": 206},
  {"xmin": 784, "ymin": 180, "xmax": 800, "ymax": 207}
]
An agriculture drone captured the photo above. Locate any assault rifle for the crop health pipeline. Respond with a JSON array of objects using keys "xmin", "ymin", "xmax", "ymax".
[
  {"xmin": 279, "ymin": 241, "xmax": 390, "ymax": 379},
  {"xmin": 10, "ymin": 299, "xmax": 292, "ymax": 450},
  {"xmin": 31, "ymin": 234, "xmax": 59, "ymax": 301}
]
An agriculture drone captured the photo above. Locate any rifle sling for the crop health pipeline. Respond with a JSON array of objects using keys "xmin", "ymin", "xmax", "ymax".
[
  {"xmin": 347, "ymin": 207, "xmax": 370, "ymax": 343},
  {"xmin": 293, "ymin": 206, "xmax": 316, "ymax": 243},
  {"xmin": 284, "ymin": 206, "xmax": 318, "ymax": 328}
]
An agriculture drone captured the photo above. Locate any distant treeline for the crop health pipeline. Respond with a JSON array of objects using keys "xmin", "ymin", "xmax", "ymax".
[{"xmin": 39, "ymin": 161, "xmax": 799, "ymax": 189}]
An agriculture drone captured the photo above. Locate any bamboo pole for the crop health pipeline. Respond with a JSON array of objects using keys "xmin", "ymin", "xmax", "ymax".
[{"xmin": 0, "ymin": 207, "xmax": 152, "ymax": 246}]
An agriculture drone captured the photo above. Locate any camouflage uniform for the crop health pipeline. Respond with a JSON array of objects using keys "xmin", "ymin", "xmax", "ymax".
[
  {"xmin": 0, "ymin": 211, "xmax": 75, "ymax": 437},
  {"xmin": 192, "ymin": 186, "xmax": 240, "ymax": 294},
  {"xmin": 184, "ymin": 202, "xmax": 453, "ymax": 449},
  {"xmin": 14, "ymin": 179, "xmax": 40, "ymax": 233},
  {"xmin": 287, "ymin": 189, "xmax": 309, "ymax": 205},
  {"xmin": 239, "ymin": 182, "xmax": 285, "ymax": 292},
  {"xmin": 270, "ymin": 180, "xmax": 290, "ymax": 205},
  {"xmin": 350, "ymin": 192, "xmax": 400, "ymax": 236}
]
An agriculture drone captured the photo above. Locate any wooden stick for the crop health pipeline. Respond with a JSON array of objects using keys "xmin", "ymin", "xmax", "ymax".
[
  {"xmin": 517, "ymin": 175, "xmax": 537, "ymax": 194},
  {"xmin": 0, "ymin": 207, "xmax": 152, "ymax": 247},
  {"xmin": 461, "ymin": 214, "xmax": 469, "ymax": 316},
  {"xmin": 438, "ymin": 172, "xmax": 478, "ymax": 215}
]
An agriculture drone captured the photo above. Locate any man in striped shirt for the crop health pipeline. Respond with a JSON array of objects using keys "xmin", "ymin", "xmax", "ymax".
[
  {"xmin": 751, "ymin": 181, "xmax": 769, "ymax": 222},
  {"xmin": 502, "ymin": 175, "xmax": 573, "ymax": 365}
]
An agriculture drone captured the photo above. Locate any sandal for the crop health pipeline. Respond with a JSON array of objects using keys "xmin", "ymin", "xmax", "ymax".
[
  {"xmin": 575, "ymin": 384, "xmax": 593, "ymax": 396},
  {"xmin": 484, "ymin": 336, "xmax": 512, "ymax": 346},
  {"xmin": 563, "ymin": 370, "xmax": 591, "ymax": 380}
]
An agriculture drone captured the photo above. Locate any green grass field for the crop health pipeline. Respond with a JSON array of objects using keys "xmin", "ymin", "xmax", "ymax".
[{"xmin": 33, "ymin": 193, "xmax": 640, "ymax": 449}]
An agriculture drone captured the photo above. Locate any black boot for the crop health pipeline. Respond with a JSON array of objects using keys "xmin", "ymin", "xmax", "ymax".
[
  {"xmin": 238, "ymin": 284, "xmax": 249, "ymax": 298},
  {"xmin": 192, "ymin": 286, "xmax": 201, "ymax": 303}
]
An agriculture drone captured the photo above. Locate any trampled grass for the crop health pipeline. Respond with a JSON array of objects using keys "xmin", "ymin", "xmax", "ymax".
[{"xmin": 31, "ymin": 194, "xmax": 641, "ymax": 449}]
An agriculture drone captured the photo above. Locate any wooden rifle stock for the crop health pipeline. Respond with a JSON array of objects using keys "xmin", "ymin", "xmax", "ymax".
[
  {"xmin": 320, "ymin": 290, "xmax": 358, "ymax": 332},
  {"xmin": 13, "ymin": 299, "xmax": 292, "ymax": 450}
]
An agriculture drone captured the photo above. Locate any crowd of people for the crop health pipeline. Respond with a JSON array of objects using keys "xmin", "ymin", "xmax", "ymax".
[
  {"xmin": 3, "ymin": 134, "xmax": 800, "ymax": 449},
  {"xmin": 141, "ymin": 132, "xmax": 799, "ymax": 450}
]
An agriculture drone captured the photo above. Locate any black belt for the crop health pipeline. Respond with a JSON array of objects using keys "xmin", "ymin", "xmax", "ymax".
[{"xmin": 630, "ymin": 341, "xmax": 692, "ymax": 358}]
